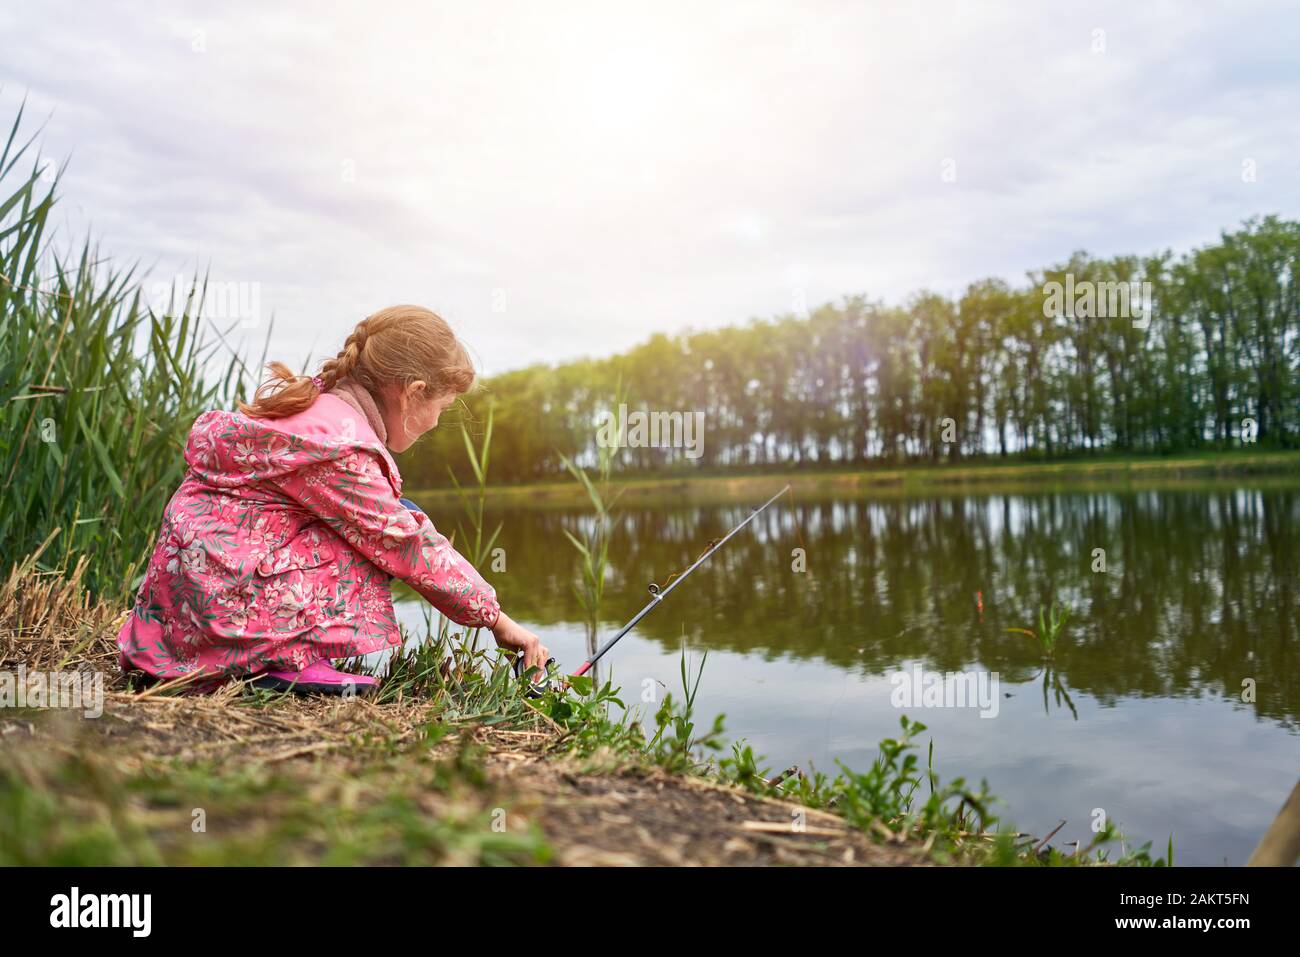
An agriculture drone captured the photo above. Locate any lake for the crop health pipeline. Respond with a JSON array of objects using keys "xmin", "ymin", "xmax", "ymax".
[{"xmin": 395, "ymin": 482, "xmax": 1299, "ymax": 866}]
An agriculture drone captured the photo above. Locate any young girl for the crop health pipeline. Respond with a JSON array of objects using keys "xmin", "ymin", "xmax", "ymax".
[{"xmin": 117, "ymin": 305, "xmax": 548, "ymax": 694}]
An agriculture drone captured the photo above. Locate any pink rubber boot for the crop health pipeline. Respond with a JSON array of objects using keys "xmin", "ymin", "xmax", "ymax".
[{"xmin": 251, "ymin": 659, "xmax": 379, "ymax": 696}]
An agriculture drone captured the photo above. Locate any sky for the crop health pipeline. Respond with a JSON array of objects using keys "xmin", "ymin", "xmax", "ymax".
[{"xmin": 3, "ymin": 0, "xmax": 1299, "ymax": 375}]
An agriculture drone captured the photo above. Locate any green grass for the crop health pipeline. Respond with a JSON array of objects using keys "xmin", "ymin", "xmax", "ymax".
[
  {"xmin": 714, "ymin": 713, "xmax": 1166, "ymax": 866},
  {"xmin": 0, "ymin": 721, "xmax": 550, "ymax": 866}
]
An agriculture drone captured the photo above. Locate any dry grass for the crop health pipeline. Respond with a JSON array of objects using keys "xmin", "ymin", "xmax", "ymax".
[{"xmin": 0, "ymin": 534, "xmax": 124, "ymax": 678}]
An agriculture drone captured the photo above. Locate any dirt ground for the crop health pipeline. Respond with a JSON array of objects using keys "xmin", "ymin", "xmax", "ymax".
[{"xmin": 494, "ymin": 754, "xmax": 928, "ymax": 866}]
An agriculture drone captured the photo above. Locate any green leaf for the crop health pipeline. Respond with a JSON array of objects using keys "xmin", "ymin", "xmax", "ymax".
[
  {"xmin": 566, "ymin": 674, "xmax": 594, "ymax": 696},
  {"xmin": 561, "ymin": 527, "xmax": 590, "ymax": 558},
  {"xmin": 76, "ymin": 407, "xmax": 125, "ymax": 498},
  {"xmin": 460, "ymin": 426, "xmax": 484, "ymax": 485}
]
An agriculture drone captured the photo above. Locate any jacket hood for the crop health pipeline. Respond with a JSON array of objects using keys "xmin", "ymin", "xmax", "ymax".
[{"xmin": 183, "ymin": 395, "xmax": 403, "ymax": 495}]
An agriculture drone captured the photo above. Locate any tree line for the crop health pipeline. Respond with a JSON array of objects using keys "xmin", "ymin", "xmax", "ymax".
[{"xmin": 402, "ymin": 215, "xmax": 1300, "ymax": 486}]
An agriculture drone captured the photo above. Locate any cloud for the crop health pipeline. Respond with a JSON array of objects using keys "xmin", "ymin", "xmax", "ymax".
[{"xmin": 4, "ymin": 0, "xmax": 1298, "ymax": 374}]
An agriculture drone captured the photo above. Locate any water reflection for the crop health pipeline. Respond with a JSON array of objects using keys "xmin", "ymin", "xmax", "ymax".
[{"xmin": 448, "ymin": 487, "xmax": 1298, "ymax": 727}]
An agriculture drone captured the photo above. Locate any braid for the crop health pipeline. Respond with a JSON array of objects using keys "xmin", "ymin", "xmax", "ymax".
[
  {"xmin": 243, "ymin": 304, "xmax": 476, "ymax": 420},
  {"xmin": 317, "ymin": 329, "xmax": 364, "ymax": 390},
  {"xmin": 317, "ymin": 311, "xmax": 405, "ymax": 390}
]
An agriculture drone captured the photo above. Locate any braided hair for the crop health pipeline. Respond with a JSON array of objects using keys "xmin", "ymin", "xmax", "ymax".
[{"xmin": 238, "ymin": 305, "xmax": 476, "ymax": 419}]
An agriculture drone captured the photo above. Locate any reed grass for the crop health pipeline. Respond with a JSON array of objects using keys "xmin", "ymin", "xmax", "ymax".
[
  {"xmin": 1008, "ymin": 601, "xmax": 1071, "ymax": 659},
  {"xmin": 0, "ymin": 105, "xmax": 256, "ymax": 598},
  {"xmin": 557, "ymin": 379, "xmax": 628, "ymax": 679}
]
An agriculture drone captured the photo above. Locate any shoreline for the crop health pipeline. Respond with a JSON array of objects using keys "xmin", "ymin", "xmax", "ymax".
[{"xmin": 408, "ymin": 449, "xmax": 1300, "ymax": 508}]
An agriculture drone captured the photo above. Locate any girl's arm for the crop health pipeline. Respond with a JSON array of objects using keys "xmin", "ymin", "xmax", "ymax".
[
  {"xmin": 397, "ymin": 496, "xmax": 549, "ymax": 669},
  {"xmin": 275, "ymin": 451, "xmax": 500, "ymax": 629}
]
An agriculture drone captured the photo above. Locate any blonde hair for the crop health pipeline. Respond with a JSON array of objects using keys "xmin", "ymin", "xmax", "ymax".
[{"xmin": 239, "ymin": 305, "xmax": 476, "ymax": 419}]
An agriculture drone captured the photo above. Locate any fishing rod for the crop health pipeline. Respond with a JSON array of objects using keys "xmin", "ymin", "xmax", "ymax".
[{"xmin": 515, "ymin": 484, "xmax": 791, "ymax": 690}]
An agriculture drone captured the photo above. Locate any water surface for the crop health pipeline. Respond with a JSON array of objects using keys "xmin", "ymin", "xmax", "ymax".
[{"xmin": 396, "ymin": 483, "xmax": 1299, "ymax": 865}]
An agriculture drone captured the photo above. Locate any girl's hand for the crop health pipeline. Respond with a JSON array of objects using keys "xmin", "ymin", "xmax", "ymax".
[{"xmin": 491, "ymin": 611, "xmax": 550, "ymax": 673}]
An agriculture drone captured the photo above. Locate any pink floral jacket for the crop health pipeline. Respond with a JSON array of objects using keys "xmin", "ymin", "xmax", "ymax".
[{"xmin": 117, "ymin": 394, "xmax": 500, "ymax": 681}]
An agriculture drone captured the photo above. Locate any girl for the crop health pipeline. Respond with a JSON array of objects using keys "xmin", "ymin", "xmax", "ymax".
[{"xmin": 117, "ymin": 305, "xmax": 548, "ymax": 694}]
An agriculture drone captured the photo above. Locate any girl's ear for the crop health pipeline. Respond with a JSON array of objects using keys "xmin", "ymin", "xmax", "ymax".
[{"xmin": 399, "ymin": 380, "xmax": 426, "ymax": 414}]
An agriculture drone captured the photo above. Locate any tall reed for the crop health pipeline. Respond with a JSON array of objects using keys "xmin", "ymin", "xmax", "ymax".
[
  {"xmin": 0, "ymin": 106, "xmax": 254, "ymax": 597},
  {"xmin": 558, "ymin": 379, "xmax": 628, "ymax": 685}
]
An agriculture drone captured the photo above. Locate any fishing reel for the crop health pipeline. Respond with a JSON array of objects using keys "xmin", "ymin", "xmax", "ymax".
[{"xmin": 511, "ymin": 654, "xmax": 560, "ymax": 698}]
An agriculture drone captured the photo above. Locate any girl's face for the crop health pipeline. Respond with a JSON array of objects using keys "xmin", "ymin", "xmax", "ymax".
[{"xmin": 382, "ymin": 382, "xmax": 459, "ymax": 453}]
